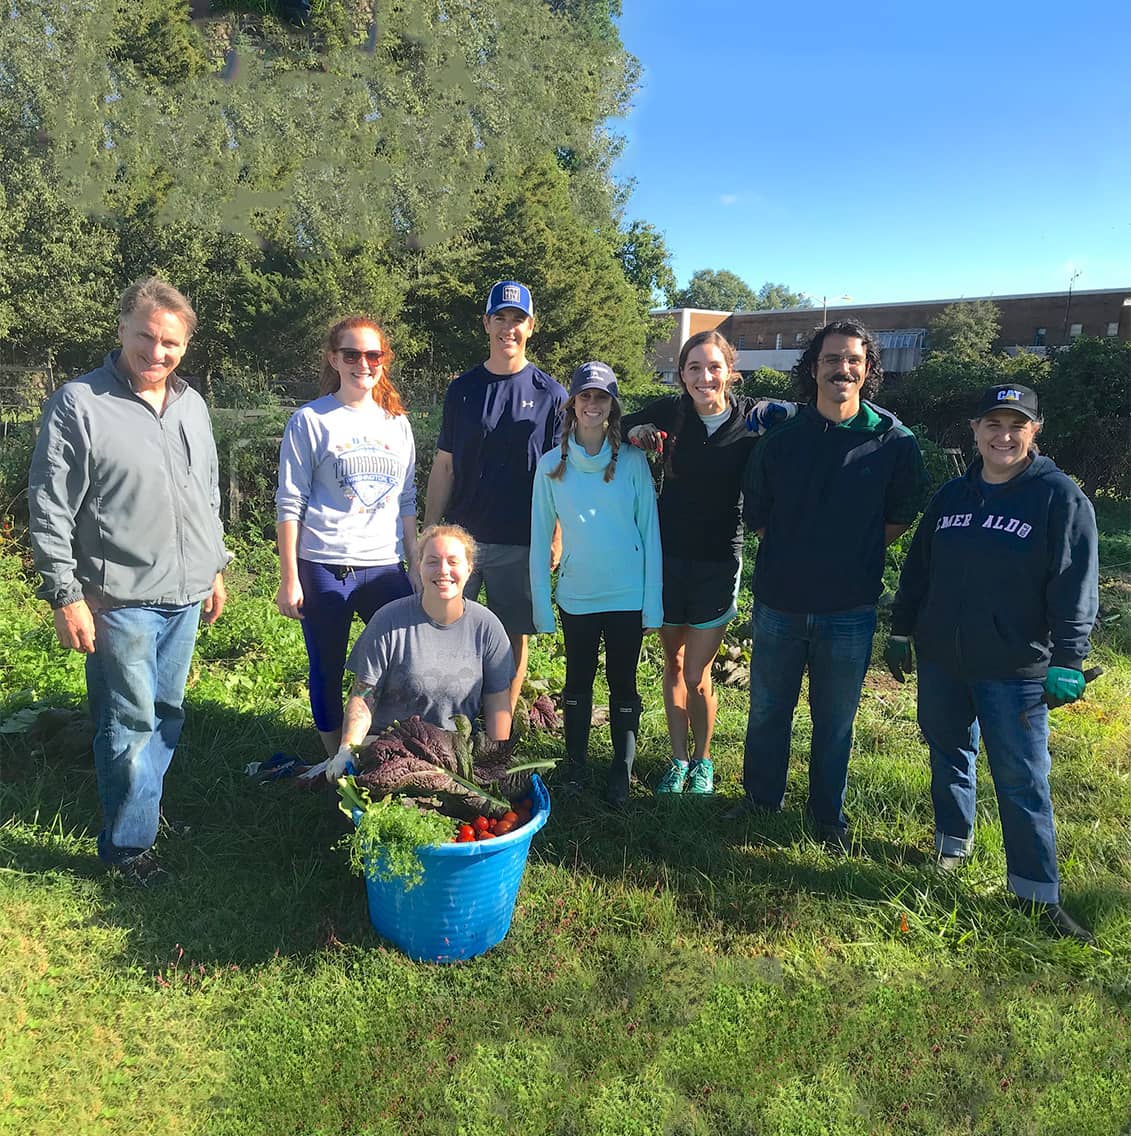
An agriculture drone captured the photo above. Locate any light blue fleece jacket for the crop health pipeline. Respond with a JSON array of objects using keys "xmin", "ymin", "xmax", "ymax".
[{"xmin": 529, "ymin": 438, "xmax": 663, "ymax": 633}]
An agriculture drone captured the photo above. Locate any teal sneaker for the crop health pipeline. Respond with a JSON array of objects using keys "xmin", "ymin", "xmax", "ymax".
[
  {"xmin": 655, "ymin": 760, "xmax": 689, "ymax": 794},
  {"xmin": 686, "ymin": 758, "xmax": 715, "ymax": 795}
]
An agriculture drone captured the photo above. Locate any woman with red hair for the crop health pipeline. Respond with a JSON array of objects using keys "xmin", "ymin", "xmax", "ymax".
[{"xmin": 275, "ymin": 316, "xmax": 419, "ymax": 757}]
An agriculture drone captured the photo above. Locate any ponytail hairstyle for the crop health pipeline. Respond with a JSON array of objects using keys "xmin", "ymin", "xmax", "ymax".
[
  {"xmin": 319, "ymin": 315, "xmax": 405, "ymax": 416},
  {"xmin": 665, "ymin": 329, "xmax": 738, "ymax": 479},
  {"xmin": 548, "ymin": 396, "xmax": 624, "ymax": 483}
]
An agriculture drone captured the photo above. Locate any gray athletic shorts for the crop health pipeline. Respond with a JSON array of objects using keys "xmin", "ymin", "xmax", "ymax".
[{"xmin": 464, "ymin": 542, "xmax": 535, "ymax": 638}]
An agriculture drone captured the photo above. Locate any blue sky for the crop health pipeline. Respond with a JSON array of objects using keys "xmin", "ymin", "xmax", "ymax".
[{"xmin": 612, "ymin": 0, "xmax": 1130, "ymax": 305}]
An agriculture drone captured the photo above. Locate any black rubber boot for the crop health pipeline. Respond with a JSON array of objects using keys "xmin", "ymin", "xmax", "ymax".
[
  {"xmin": 606, "ymin": 698, "xmax": 641, "ymax": 808},
  {"xmin": 562, "ymin": 692, "xmax": 592, "ymax": 787}
]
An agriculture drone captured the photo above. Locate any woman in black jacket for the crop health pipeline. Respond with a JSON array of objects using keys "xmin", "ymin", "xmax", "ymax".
[
  {"xmin": 887, "ymin": 384, "xmax": 1099, "ymax": 941},
  {"xmin": 623, "ymin": 330, "xmax": 790, "ymax": 796}
]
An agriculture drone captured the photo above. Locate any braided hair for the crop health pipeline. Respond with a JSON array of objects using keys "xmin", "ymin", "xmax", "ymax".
[{"xmin": 548, "ymin": 397, "xmax": 623, "ymax": 483}]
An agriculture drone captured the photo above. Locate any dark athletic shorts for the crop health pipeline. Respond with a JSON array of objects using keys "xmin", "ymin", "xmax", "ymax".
[
  {"xmin": 463, "ymin": 542, "xmax": 535, "ymax": 638},
  {"xmin": 661, "ymin": 554, "xmax": 741, "ymax": 630}
]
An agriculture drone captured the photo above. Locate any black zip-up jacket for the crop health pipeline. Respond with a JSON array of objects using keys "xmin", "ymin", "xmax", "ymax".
[
  {"xmin": 890, "ymin": 455, "xmax": 1098, "ymax": 679},
  {"xmin": 742, "ymin": 401, "xmax": 929, "ymax": 614},
  {"xmin": 622, "ymin": 393, "xmax": 759, "ymax": 561}
]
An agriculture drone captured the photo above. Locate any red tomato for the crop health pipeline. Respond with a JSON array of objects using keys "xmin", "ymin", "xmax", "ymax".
[
  {"xmin": 455, "ymin": 833, "xmax": 475, "ymax": 843},
  {"xmin": 494, "ymin": 819, "xmax": 515, "ymax": 836},
  {"xmin": 457, "ymin": 824, "xmax": 475, "ymax": 841},
  {"xmin": 520, "ymin": 797, "xmax": 534, "ymax": 811},
  {"xmin": 472, "ymin": 816, "xmax": 489, "ymax": 834},
  {"xmin": 477, "ymin": 830, "xmax": 497, "ymax": 840},
  {"xmin": 500, "ymin": 810, "xmax": 519, "ymax": 825},
  {"xmin": 487, "ymin": 818, "xmax": 498, "ymax": 831}
]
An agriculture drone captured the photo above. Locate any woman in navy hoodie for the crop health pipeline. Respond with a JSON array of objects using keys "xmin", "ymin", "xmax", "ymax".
[{"xmin": 887, "ymin": 384, "xmax": 1099, "ymax": 941}]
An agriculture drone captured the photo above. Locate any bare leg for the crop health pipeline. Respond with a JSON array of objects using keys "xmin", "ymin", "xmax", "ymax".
[
  {"xmin": 660, "ymin": 625, "xmax": 690, "ymax": 763},
  {"xmin": 508, "ymin": 632, "xmax": 529, "ymax": 713},
  {"xmin": 681, "ymin": 624, "xmax": 729, "ymax": 761},
  {"xmin": 318, "ymin": 727, "xmax": 342, "ymax": 758}
]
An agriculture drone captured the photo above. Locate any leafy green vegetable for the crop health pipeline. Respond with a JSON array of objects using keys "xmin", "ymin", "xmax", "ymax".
[{"xmin": 337, "ymin": 778, "xmax": 454, "ymax": 890}]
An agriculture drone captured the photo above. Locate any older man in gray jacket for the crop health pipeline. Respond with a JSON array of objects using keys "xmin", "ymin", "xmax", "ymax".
[{"xmin": 29, "ymin": 277, "xmax": 229, "ymax": 886}]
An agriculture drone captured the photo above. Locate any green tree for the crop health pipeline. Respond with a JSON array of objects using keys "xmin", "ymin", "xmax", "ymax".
[
  {"xmin": 409, "ymin": 156, "xmax": 647, "ymax": 390},
  {"xmin": 1037, "ymin": 336, "xmax": 1131, "ymax": 497},
  {"xmin": 892, "ymin": 350, "xmax": 1048, "ymax": 448},
  {"xmin": 674, "ymin": 269, "xmax": 758, "ymax": 312},
  {"xmin": 1, "ymin": 0, "xmax": 644, "ymax": 402},
  {"xmin": 756, "ymin": 282, "xmax": 812, "ymax": 310},
  {"xmin": 927, "ymin": 300, "xmax": 1002, "ymax": 361}
]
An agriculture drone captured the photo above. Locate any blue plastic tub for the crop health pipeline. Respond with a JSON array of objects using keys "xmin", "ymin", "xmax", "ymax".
[{"xmin": 359, "ymin": 774, "xmax": 550, "ymax": 963}]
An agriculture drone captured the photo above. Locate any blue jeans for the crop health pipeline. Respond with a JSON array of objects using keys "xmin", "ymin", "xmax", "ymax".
[
  {"xmin": 86, "ymin": 603, "xmax": 201, "ymax": 864},
  {"xmin": 742, "ymin": 602, "xmax": 876, "ymax": 830},
  {"xmin": 917, "ymin": 660, "xmax": 1059, "ymax": 903}
]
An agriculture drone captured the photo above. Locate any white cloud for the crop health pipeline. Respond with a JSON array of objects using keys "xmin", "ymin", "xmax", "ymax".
[{"xmin": 719, "ymin": 193, "xmax": 739, "ymax": 206}]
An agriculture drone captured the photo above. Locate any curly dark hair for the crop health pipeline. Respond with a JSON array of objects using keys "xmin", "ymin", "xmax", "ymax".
[{"xmin": 790, "ymin": 320, "xmax": 883, "ymax": 403}]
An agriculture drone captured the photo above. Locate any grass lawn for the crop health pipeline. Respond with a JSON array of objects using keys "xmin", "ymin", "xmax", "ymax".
[{"xmin": 2, "ymin": 506, "xmax": 1129, "ymax": 1135}]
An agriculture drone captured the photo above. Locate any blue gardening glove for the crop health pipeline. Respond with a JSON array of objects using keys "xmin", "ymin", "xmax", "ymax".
[
  {"xmin": 1044, "ymin": 666, "xmax": 1086, "ymax": 709},
  {"xmin": 745, "ymin": 399, "xmax": 798, "ymax": 436},
  {"xmin": 883, "ymin": 635, "xmax": 914, "ymax": 682}
]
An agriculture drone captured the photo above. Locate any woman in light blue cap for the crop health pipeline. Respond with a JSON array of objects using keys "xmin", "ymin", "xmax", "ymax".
[{"xmin": 530, "ymin": 362, "xmax": 663, "ymax": 806}]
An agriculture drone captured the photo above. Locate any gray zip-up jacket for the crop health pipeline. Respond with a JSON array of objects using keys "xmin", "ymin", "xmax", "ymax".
[{"xmin": 29, "ymin": 352, "xmax": 230, "ymax": 610}]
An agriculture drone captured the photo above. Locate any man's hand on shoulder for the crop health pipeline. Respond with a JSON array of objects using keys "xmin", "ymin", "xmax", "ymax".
[
  {"xmin": 53, "ymin": 600, "xmax": 97, "ymax": 653},
  {"xmin": 202, "ymin": 573, "xmax": 227, "ymax": 625}
]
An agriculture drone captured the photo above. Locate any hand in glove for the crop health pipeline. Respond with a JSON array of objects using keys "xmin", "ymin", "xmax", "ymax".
[
  {"xmin": 627, "ymin": 424, "xmax": 667, "ymax": 454},
  {"xmin": 884, "ymin": 635, "xmax": 914, "ymax": 683},
  {"xmin": 324, "ymin": 744, "xmax": 355, "ymax": 783},
  {"xmin": 745, "ymin": 399, "xmax": 798, "ymax": 436},
  {"xmin": 1043, "ymin": 666, "xmax": 1086, "ymax": 709}
]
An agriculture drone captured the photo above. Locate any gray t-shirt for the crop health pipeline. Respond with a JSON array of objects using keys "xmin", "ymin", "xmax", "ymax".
[{"xmin": 346, "ymin": 595, "xmax": 515, "ymax": 731}]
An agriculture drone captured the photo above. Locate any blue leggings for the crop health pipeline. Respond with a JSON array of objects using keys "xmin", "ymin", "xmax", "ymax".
[{"xmin": 298, "ymin": 558, "xmax": 413, "ymax": 732}]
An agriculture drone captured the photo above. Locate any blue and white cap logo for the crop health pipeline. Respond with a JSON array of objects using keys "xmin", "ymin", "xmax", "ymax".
[
  {"xmin": 485, "ymin": 280, "xmax": 534, "ymax": 317},
  {"xmin": 997, "ymin": 389, "xmax": 1023, "ymax": 402}
]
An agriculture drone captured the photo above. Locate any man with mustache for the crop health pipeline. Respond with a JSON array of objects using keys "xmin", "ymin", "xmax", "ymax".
[{"xmin": 730, "ymin": 320, "xmax": 928, "ymax": 852}]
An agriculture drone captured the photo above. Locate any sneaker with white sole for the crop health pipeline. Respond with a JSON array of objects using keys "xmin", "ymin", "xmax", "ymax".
[
  {"xmin": 686, "ymin": 758, "xmax": 715, "ymax": 795},
  {"xmin": 655, "ymin": 760, "xmax": 689, "ymax": 794}
]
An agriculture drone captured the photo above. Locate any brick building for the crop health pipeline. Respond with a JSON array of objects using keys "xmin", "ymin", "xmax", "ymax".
[{"xmin": 650, "ymin": 287, "xmax": 1131, "ymax": 383}]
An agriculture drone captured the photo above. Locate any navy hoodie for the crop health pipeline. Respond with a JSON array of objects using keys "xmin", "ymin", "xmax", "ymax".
[
  {"xmin": 743, "ymin": 401, "xmax": 929, "ymax": 614},
  {"xmin": 890, "ymin": 455, "xmax": 1098, "ymax": 679}
]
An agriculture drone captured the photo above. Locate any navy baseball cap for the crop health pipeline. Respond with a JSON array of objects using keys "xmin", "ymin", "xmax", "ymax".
[
  {"xmin": 974, "ymin": 384, "xmax": 1040, "ymax": 421},
  {"xmin": 569, "ymin": 361, "xmax": 619, "ymax": 400},
  {"xmin": 485, "ymin": 280, "xmax": 534, "ymax": 318}
]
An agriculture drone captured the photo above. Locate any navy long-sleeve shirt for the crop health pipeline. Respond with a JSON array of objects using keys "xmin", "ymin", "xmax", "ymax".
[
  {"xmin": 742, "ymin": 401, "xmax": 929, "ymax": 614},
  {"xmin": 890, "ymin": 455, "xmax": 1098, "ymax": 679}
]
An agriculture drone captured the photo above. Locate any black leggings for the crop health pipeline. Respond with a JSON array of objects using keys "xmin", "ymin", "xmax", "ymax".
[{"xmin": 559, "ymin": 608, "xmax": 644, "ymax": 706}]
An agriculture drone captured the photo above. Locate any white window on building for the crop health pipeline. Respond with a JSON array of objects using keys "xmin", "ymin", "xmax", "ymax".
[
  {"xmin": 1107, "ymin": 322, "xmax": 1119, "ymax": 336},
  {"xmin": 1069, "ymin": 323, "xmax": 1083, "ymax": 337},
  {"xmin": 795, "ymin": 331, "xmax": 805, "ymax": 344},
  {"xmin": 737, "ymin": 335, "xmax": 746, "ymax": 349},
  {"xmin": 774, "ymin": 333, "xmax": 782, "ymax": 350}
]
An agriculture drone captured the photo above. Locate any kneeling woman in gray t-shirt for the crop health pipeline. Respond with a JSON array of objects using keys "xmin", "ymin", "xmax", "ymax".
[{"xmin": 323, "ymin": 525, "xmax": 516, "ymax": 780}]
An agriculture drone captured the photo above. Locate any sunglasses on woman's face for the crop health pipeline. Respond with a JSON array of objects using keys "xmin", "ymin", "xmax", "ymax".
[{"xmin": 337, "ymin": 348, "xmax": 385, "ymax": 365}]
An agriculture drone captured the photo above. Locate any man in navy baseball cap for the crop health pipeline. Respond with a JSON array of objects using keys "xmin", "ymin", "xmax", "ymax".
[{"xmin": 425, "ymin": 280, "xmax": 566, "ymax": 712}]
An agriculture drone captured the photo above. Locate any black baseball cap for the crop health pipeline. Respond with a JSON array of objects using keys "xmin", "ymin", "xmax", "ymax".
[{"xmin": 974, "ymin": 384, "xmax": 1040, "ymax": 421}]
